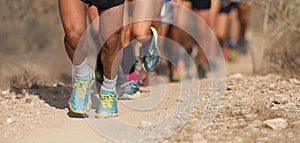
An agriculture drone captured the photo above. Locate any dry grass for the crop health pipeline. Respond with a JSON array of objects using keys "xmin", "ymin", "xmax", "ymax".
[
  {"xmin": 9, "ymin": 63, "xmax": 51, "ymax": 93},
  {"xmin": 253, "ymin": 0, "xmax": 300, "ymax": 77},
  {"xmin": 0, "ymin": 1, "xmax": 71, "ymax": 90}
]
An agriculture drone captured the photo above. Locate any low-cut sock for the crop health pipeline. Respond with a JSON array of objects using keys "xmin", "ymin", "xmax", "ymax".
[
  {"xmin": 101, "ymin": 75, "xmax": 117, "ymax": 93},
  {"xmin": 126, "ymin": 71, "xmax": 138, "ymax": 81},
  {"xmin": 74, "ymin": 58, "xmax": 90, "ymax": 78}
]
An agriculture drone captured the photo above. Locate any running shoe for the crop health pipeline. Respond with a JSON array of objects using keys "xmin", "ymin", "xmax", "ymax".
[
  {"xmin": 141, "ymin": 27, "xmax": 160, "ymax": 72},
  {"xmin": 170, "ymin": 63, "xmax": 180, "ymax": 82},
  {"xmin": 69, "ymin": 67, "xmax": 95, "ymax": 114},
  {"xmin": 207, "ymin": 60, "xmax": 217, "ymax": 72},
  {"xmin": 118, "ymin": 80, "xmax": 140, "ymax": 100},
  {"xmin": 95, "ymin": 90, "xmax": 118, "ymax": 118},
  {"xmin": 238, "ymin": 38, "xmax": 248, "ymax": 54},
  {"xmin": 228, "ymin": 40, "xmax": 239, "ymax": 61},
  {"xmin": 222, "ymin": 43, "xmax": 230, "ymax": 61},
  {"xmin": 197, "ymin": 65, "xmax": 206, "ymax": 79}
]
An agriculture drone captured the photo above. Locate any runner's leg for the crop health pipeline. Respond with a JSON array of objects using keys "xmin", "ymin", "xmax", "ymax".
[
  {"xmin": 59, "ymin": 0, "xmax": 94, "ymax": 114},
  {"xmin": 192, "ymin": 0, "xmax": 211, "ymax": 77},
  {"xmin": 59, "ymin": 0, "xmax": 88, "ymax": 63},
  {"xmin": 132, "ymin": 0, "xmax": 162, "ymax": 72}
]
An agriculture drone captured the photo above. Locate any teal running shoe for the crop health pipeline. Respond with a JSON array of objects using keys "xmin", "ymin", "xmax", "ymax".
[
  {"xmin": 95, "ymin": 90, "xmax": 118, "ymax": 118},
  {"xmin": 141, "ymin": 27, "xmax": 160, "ymax": 72},
  {"xmin": 68, "ymin": 68, "xmax": 95, "ymax": 114},
  {"xmin": 119, "ymin": 80, "xmax": 140, "ymax": 100}
]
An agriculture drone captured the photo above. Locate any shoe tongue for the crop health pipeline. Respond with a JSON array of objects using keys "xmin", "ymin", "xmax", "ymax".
[
  {"xmin": 75, "ymin": 76, "xmax": 90, "ymax": 81},
  {"xmin": 101, "ymin": 90, "xmax": 115, "ymax": 95}
]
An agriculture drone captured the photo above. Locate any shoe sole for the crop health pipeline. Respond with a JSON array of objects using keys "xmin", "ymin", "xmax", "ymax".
[
  {"xmin": 68, "ymin": 97, "xmax": 92, "ymax": 114},
  {"xmin": 118, "ymin": 91, "xmax": 141, "ymax": 100},
  {"xmin": 95, "ymin": 112, "xmax": 118, "ymax": 118},
  {"xmin": 142, "ymin": 27, "xmax": 160, "ymax": 72}
]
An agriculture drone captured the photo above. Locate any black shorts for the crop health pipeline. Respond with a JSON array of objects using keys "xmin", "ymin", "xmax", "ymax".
[
  {"xmin": 190, "ymin": 0, "xmax": 211, "ymax": 10},
  {"xmin": 220, "ymin": 1, "xmax": 240, "ymax": 13},
  {"xmin": 230, "ymin": 2, "xmax": 240, "ymax": 9},
  {"xmin": 82, "ymin": 0, "xmax": 124, "ymax": 10},
  {"xmin": 220, "ymin": 1, "xmax": 231, "ymax": 13}
]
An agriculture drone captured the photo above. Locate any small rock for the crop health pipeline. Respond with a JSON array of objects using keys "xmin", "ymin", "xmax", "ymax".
[
  {"xmin": 245, "ymin": 120, "xmax": 263, "ymax": 130},
  {"xmin": 293, "ymin": 120, "xmax": 300, "ymax": 125},
  {"xmin": 269, "ymin": 84, "xmax": 276, "ymax": 90},
  {"xmin": 233, "ymin": 136, "xmax": 243, "ymax": 142},
  {"xmin": 263, "ymin": 118, "xmax": 288, "ymax": 130},
  {"xmin": 287, "ymin": 132, "xmax": 294, "ymax": 138},
  {"xmin": 1, "ymin": 89, "xmax": 10, "ymax": 95},
  {"xmin": 22, "ymin": 89, "xmax": 27, "ymax": 95},
  {"xmin": 192, "ymin": 133, "xmax": 207, "ymax": 143},
  {"xmin": 16, "ymin": 94, "xmax": 24, "ymax": 99},
  {"xmin": 5, "ymin": 96, "xmax": 11, "ymax": 100},
  {"xmin": 271, "ymin": 106, "xmax": 279, "ymax": 110},
  {"xmin": 140, "ymin": 121, "xmax": 151, "ymax": 126},
  {"xmin": 25, "ymin": 98, "xmax": 32, "ymax": 104},
  {"xmin": 273, "ymin": 94, "xmax": 288, "ymax": 104},
  {"xmin": 256, "ymin": 137, "xmax": 268, "ymax": 142},
  {"xmin": 281, "ymin": 97, "xmax": 288, "ymax": 103},
  {"xmin": 289, "ymin": 78, "xmax": 300, "ymax": 85},
  {"xmin": 287, "ymin": 102, "xmax": 296, "ymax": 107},
  {"xmin": 57, "ymin": 82, "xmax": 66, "ymax": 87},
  {"xmin": 191, "ymin": 118, "xmax": 200, "ymax": 122},
  {"xmin": 229, "ymin": 73, "xmax": 243, "ymax": 79},
  {"xmin": 251, "ymin": 127, "xmax": 259, "ymax": 133},
  {"xmin": 245, "ymin": 113, "xmax": 255, "ymax": 118},
  {"xmin": 252, "ymin": 120, "xmax": 264, "ymax": 127},
  {"xmin": 226, "ymin": 86, "xmax": 232, "ymax": 91},
  {"xmin": 6, "ymin": 118, "xmax": 13, "ymax": 124}
]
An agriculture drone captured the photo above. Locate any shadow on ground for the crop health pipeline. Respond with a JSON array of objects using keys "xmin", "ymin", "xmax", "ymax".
[{"xmin": 28, "ymin": 84, "xmax": 71, "ymax": 109}]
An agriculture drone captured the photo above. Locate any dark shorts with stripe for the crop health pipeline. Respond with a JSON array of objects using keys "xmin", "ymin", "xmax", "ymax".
[
  {"xmin": 220, "ymin": 2, "xmax": 240, "ymax": 13},
  {"xmin": 230, "ymin": 2, "xmax": 240, "ymax": 9},
  {"xmin": 220, "ymin": 0, "xmax": 231, "ymax": 13},
  {"xmin": 190, "ymin": 0, "xmax": 211, "ymax": 10},
  {"xmin": 82, "ymin": 0, "xmax": 124, "ymax": 10}
]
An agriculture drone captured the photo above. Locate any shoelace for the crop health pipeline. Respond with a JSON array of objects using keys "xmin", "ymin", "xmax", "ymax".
[
  {"xmin": 100, "ymin": 94, "xmax": 115, "ymax": 109},
  {"xmin": 74, "ymin": 80, "xmax": 89, "ymax": 98},
  {"xmin": 121, "ymin": 81, "xmax": 138, "ymax": 89},
  {"xmin": 145, "ymin": 55, "xmax": 157, "ymax": 66},
  {"xmin": 129, "ymin": 82, "xmax": 138, "ymax": 89},
  {"xmin": 149, "ymin": 48, "xmax": 155, "ymax": 55}
]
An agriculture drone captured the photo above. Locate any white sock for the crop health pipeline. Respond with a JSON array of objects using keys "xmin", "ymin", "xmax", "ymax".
[
  {"xmin": 101, "ymin": 75, "xmax": 117, "ymax": 92},
  {"xmin": 74, "ymin": 58, "xmax": 90, "ymax": 78}
]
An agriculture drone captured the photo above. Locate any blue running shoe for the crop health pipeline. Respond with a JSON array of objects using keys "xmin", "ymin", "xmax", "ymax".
[
  {"xmin": 119, "ymin": 80, "xmax": 140, "ymax": 100},
  {"xmin": 69, "ymin": 68, "xmax": 95, "ymax": 114},
  {"xmin": 95, "ymin": 91, "xmax": 118, "ymax": 118},
  {"xmin": 141, "ymin": 27, "xmax": 160, "ymax": 72}
]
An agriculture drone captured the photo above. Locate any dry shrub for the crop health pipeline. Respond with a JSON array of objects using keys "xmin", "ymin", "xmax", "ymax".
[
  {"xmin": 0, "ymin": 1, "xmax": 71, "ymax": 89},
  {"xmin": 11, "ymin": 70, "xmax": 39, "ymax": 90},
  {"xmin": 254, "ymin": 0, "xmax": 300, "ymax": 77},
  {"xmin": 10, "ymin": 63, "xmax": 51, "ymax": 93}
]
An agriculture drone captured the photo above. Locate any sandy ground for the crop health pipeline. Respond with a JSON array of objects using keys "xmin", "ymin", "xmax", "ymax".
[
  {"xmin": 1, "ymin": 52, "xmax": 300, "ymax": 143},
  {"xmin": 1, "ymin": 1, "xmax": 300, "ymax": 142}
]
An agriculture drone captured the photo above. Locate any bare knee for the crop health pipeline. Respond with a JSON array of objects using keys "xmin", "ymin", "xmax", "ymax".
[
  {"xmin": 64, "ymin": 23, "xmax": 86, "ymax": 49},
  {"xmin": 102, "ymin": 30, "xmax": 122, "ymax": 55},
  {"xmin": 132, "ymin": 22, "xmax": 151, "ymax": 40}
]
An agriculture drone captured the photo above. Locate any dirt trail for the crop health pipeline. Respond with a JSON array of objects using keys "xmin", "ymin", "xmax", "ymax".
[
  {"xmin": 1, "ymin": 1, "xmax": 300, "ymax": 142},
  {"xmin": 1, "ymin": 52, "xmax": 300, "ymax": 142}
]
